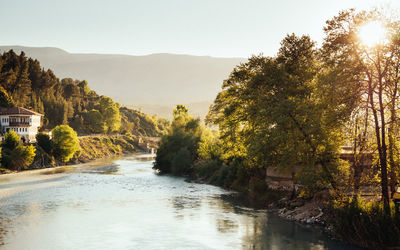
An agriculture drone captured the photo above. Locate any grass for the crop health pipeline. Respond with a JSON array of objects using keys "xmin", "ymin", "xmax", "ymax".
[
  {"xmin": 78, "ymin": 135, "xmax": 137, "ymax": 162},
  {"xmin": 332, "ymin": 197, "xmax": 400, "ymax": 248}
]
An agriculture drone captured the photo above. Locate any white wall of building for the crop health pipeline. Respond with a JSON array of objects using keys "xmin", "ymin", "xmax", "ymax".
[{"xmin": 0, "ymin": 114, "xmax": 41, "ymax": 142}]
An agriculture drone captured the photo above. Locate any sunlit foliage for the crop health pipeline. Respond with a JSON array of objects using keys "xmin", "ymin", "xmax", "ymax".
[
  {"xmin": 52, "ymin": 125, "xmax": 80, "ymax": 162},
  {"xmin": 1, "ymin": 131, "xmax": 35, "ymax": 170}
]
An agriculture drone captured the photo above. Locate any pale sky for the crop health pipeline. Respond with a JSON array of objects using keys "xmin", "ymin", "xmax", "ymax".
[{"xmin": 0, "ymin": 0, "xmax": 399, "ymax": 58}]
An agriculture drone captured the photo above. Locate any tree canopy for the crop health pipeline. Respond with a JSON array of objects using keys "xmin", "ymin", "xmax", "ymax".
[
  {"xmin": 1, "ymin": 131, "xmax": 36, "ymax": 170},
  {"xmin": 52, "ymin": 125, "xmax": 80, "ymax": 162}
]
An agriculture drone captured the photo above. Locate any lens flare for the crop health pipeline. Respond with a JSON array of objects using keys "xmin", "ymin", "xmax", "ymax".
[{"xmin": 358, "ymin": 21, "xmax": 387, "ymax": 47}]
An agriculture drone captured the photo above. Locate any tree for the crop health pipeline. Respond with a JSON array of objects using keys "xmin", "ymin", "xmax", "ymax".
[
  {"xmin": 98, "ymin": 96, "xmax": 121, "ymax": 133},
  {"xmin": 207, "ymin": 34, "xmax": 343, "ymax": 191},
  {"xmin": 0, "ymin": 85, "xmax": 13, "ymax": 107},
  {"xmin": 78, "ymin": 80, "xmax": 90, "ymax": 95},
  {"xmin": 52, "ymin": 125, "xmax": 80, "ymax": 162},
  {"xmin": 321, "ymin": 9, "xmax": 400, "ymax": 214},
  {"xmin": 153, "ymin": 105, "xmax": 201, "ymax": 174},
  {"xmin": 171, "ymin": 147, "xmax": 192, "ymax": 175},
  {"xmin": 1, "ymin": 131, "xmax": 35, "ymax": 170},
  {"xmin": 3, "ymin": 130, "xmax": 20, "ymax": 150},
  {"xmin": 85, "ymin": 109, "xmax": 106, "ymax": 133},
  {"xmin": 0, "ymin": 50, "xmax": 167, "ymax": 137},
  {"xmin": 36, "ymin": 132, "xmax": 53, "ymax": 154}
]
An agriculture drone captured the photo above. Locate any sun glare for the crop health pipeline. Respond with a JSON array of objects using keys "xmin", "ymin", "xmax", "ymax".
[{"xmin": 358, "ymin": 21, "xmax": 387, "ymax": 47}]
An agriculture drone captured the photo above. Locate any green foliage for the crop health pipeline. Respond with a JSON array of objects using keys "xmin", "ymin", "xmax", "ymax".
[
  {"xmin": 0, "ymin": 85, "xmax": 13, "ymax": 107},
  {"xmin": 3, "ymin": 130, "xmax": 20, "ymax": 150},
  {"xmin": 0, "ymin": 50, "xmax": 167, "ymax": 137},
  {"xmin": 171, "ymin": 147, "xmax": 192, "ymax": 175},
  {"xmin": 333, "ymin": 198, "xmax": 400, "ymax": 248},
  {"xmin": 85, "ymin": 109, "xmax": 106, "ymax": 133},
  {"xmin": 8, "ymin": 145, "xmax": 36, "ymax": 171},
  {"xmin": 98, "ymin": 96, "xmax": 121, "ymax": 132},
  {"xmin": 36, "ymin": 133, "xmax": 53, "ymax": 154},
  {"xmin": 52, "ymin": 125, "xmax": 80, "ymax": 162},
  {"xmin": 210, "ymin": 165, "xmax": 237, "ymax": 188},
  {"xmin": 119, "ymin": 107, "xmax": 169, "ymax": 137},
  {"xmin": 193, "ymin": 159, "xmax": 222, "ymax": 179},
  {"xmin": 1, "ymin": 131, "xmax": 36, "ymax": 170},
  {"xmin": 78, "ymin": 80, "xmax": 90, "ymax": 95},
  {"xmin": 207, "ymin": 34, "xmax": 343, "ymax": 191},
  {"xmin": 154, "ymin": 129, "xmax": 199, "ymax": 174},
  {"xmin": 153, "ymin": 105, "xmax": 201, "ymax": 174}
]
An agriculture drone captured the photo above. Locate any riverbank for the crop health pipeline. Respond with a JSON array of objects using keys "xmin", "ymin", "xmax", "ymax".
[
  {"xmin": 191, "ymin": 170, "xmax": 400, "ymax": 249},
  {"xmin": 8, "ymin": 134, "xmax": 158, "ymax": 173},
  {"xmin": 186, "ymin": 170, "xmax": 368, "ymax": 248},
  {"xmin": 0, "ymin": 154, "xmax": 357, "ymax": 249}
]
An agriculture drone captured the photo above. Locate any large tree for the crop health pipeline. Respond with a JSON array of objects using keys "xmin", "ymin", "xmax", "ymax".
[
  {"xmin": 207, "ymin": 34, "xmax": 345, "ymax": 191},
  {"xmin": 321, "ymin": 9, "xmax": 400, "ymax": 214}
]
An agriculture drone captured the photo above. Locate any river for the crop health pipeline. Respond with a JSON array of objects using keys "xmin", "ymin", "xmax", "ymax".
[{"xmin": 0, "ymin": 154, "xmax": 360, "ymax": 250}]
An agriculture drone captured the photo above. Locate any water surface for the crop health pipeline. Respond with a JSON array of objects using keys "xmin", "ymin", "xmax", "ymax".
[{"xmin": 0, "ymin": 155, "xmax": 359, "ymax": 249}]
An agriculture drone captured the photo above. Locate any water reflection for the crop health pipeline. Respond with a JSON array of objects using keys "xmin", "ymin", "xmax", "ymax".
[
  {"xmin": 80, "ymin": 164, "xmax": 120, "ymax": 175},
  {"xmin": 172, "ymin": 196, "xmax": 202, "ymax": 210},
  {"xmin": 0, "ymin": 154, "xmax": 360, "ymax": 250},
  {"xmin": 216, "ymin": 218, "xmax": 239, "ymax": 233}
]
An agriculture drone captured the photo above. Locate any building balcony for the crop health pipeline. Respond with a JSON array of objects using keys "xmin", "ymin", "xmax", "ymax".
[{"xmin": 9, "ymin": 122, "xmax": 30, "ymax": 126}]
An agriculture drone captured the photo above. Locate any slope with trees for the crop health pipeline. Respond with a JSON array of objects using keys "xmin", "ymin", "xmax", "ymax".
[{"xmin": 0, "ymin": 50, "xmax": 168, "ymax": 136}]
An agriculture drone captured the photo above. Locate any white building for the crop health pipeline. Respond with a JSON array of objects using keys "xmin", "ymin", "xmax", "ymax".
[{"xmin": 0, "ymin": 107, "xmax": 43, "ymax": 142}]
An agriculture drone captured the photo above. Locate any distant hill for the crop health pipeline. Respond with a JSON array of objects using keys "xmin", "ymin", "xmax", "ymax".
[
  {"xmin": 0, "ymin": 46, "xmax": 245, "ymax": 118},
  {"xmin": 131, "ymin": 101, "xmax": 213, "ymax": 120}
]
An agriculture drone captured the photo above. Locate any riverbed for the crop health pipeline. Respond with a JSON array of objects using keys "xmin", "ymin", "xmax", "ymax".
[{"xmin": 0, "ymin": 154, "xmax": 359, "ymax": 249}]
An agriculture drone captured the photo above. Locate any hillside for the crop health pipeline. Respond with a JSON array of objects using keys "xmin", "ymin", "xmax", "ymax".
[
  {"xmin": 131, "ymin": 101, "xmax": 212, "ymax": 120},
  {"xmin": 0, "ymin": 46, "xmax": 245, "ymax": 118},
  {"xmin": 0, "ymin": 50, "xmax": 168, "ymax": 136}
]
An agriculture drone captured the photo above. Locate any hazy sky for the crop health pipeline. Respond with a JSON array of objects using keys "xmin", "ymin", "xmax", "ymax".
[{"xmin": 0, "ymin": 0, "xmax": 399, "ymax": 57}]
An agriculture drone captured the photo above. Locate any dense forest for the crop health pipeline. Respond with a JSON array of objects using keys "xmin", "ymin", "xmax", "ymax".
[
  {"xmin": 0, "ymin": 50, "xmax": 168, "ymax": 136},
  {"xmin": 154, "ymin": 9, "xmax": 400, "ymax": 248}
]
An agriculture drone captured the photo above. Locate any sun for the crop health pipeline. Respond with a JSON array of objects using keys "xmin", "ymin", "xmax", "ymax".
[{"xmin": 358, "ymin": 20, "xmax": 387, "ymax": 47}]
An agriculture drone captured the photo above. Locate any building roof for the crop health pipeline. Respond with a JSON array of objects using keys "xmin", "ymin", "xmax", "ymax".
[{"xmin": 0, "ymin": 107, "xmax": 43, "ymax": 116}]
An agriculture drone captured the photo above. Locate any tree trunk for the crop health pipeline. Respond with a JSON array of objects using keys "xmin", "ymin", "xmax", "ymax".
[
  {"xmin": 378, "ymin": 70, "xmax": 390, "ymax": 215},
  {"xmin": 369, "ymin": 76, "xmax": 390, "ymax": 215}
]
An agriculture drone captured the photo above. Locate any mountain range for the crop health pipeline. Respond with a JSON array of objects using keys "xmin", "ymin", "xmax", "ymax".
[{"xmin": 0, "ymin": 46, "xmax": 245, "ymax": 119}]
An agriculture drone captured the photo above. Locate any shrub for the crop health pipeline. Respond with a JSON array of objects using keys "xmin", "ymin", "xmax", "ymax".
[
  {"xmin": 333, "ymin": 198, "xmax": 400, "ymax": 248},
  {"xmin": 193, "ymin": 159, "xmax": 221, "ymax": 179},
  {"xmin": 52, "ymin": 125, "xmax": 80, "ymax": 162},
  {"xmin": 1, "ymin": 131, "xmax": 36, "ymax": 170},
  {"xmin": 171, "ymin": 147, "xmax": 192, "ymax": 175},
  {"xmin": 3, "ymin": 130, "xmax": 20, "ymax": 150},
  {"xmin": 36, "ymin": 132, "xmax": 53, "ymax": 154}
]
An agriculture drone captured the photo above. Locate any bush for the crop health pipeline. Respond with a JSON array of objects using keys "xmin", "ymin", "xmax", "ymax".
[
  {"xmin": 209, "ymin": 165, "xmax": 236, "ymax": 188},
  {"xmin": 3, "ymin": 130, "xmax": 20, "ymax": 150},
  {"xmin": 153, "ymin": 130, "xmax": 198, "ymax": 174},
  {"xmin": 333, "ymin": 198, "xmax": 400, "ymax": 248},
  {"xmin": 36, "ymin": 132, "xmax": 53, "ymax": 154},
  {"xmin": 1, "ymin": 131, "xmax": 36, "ymax": 170},
  {"xmin": 52, "ymin": 125, "xmax": 80, "ymax": 162},
  {"xmin": 171, "ymin": 147, "xmax": 192, "ymax": 175},
  {"xmin": 193, "ymin": 159, "xmax": 221, "ymax": 179}
]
